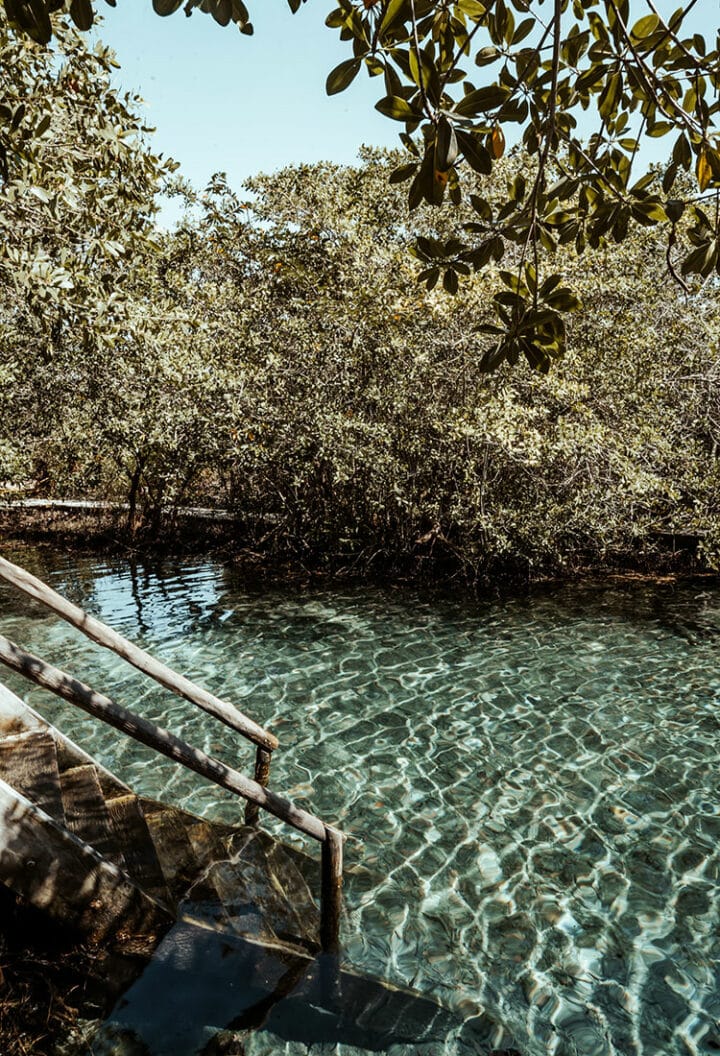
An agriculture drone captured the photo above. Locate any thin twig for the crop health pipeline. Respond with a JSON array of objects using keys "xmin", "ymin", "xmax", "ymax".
[{"xmin": 409, "ymin": 0, "xmax": 433, "ymax": 120}]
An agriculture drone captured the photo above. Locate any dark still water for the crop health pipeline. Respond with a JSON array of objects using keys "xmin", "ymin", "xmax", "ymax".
[{"xmin": 1, "ymin": 545, "xmax": 719, "ymax": 1056}]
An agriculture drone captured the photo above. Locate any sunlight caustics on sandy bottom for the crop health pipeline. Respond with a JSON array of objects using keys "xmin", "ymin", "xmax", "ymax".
[{"xmin": 1, "ymin": 547, "xmax": 719, "ymax": 1056}]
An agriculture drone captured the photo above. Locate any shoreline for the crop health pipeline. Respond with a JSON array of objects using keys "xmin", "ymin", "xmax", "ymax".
[{"xmin": 0, "ymin": 500, "xmax": 715, "ymax": 595}]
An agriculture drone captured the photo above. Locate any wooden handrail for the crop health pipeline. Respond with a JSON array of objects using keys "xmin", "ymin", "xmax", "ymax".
[
  {"xmin": 0, "ymin": 635, "xmax": 328, "ymax": 841},
  {"xmin": 0, "ymin": 633, "xmax": 344, "ymax": 950},
  {"xmin": 0, "ymin": 556, "xmax": 278, "ymax": 753}
]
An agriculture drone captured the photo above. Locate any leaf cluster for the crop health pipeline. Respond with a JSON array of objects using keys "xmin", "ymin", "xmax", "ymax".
[
  {"xmin": 3, "ymin": 0, "xmax": 719, "ymax": 375},
  {"xmin": 5, "ymin": 148, "xmax": 720, "ymax": 580}
]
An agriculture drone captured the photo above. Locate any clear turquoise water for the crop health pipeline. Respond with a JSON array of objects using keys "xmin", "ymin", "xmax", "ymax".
[{"xmin": 1, "ymin": 546, "xmax": 720, "ymax": 1056}]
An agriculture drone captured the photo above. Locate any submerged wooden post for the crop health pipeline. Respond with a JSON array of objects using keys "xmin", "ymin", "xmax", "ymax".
[
  {"xmin": 244, "ymin": 747, "xmax": 272, "ymax": 826},
  {"xmin": 320, "ymin": 826, "xmax": 344, "ymax": 955}
]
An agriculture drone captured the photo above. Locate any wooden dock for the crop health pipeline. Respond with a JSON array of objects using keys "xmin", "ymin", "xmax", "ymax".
[
  {"xmin": 0, "ymin": 680, "xmax": 321, "ymax": 956},
  {"xmin": 0, "ymin": 554, "xmax": 344, "ymax": 954}
]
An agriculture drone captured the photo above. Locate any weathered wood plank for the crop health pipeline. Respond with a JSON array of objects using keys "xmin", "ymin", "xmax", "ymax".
[
  {"xmin": 60, "ymin": 764, "xmax": 124, "ymax": 867},
  {"xmin": 0, "ymin": 556, "xmax": 278, "ymax": 752},
  {"xmin": 144, "ymin": 806, "xmax": 203, "ymax": 902},
  {"xmin": 0, "ymin": 776, "xmax": 171, "ymax": 951},
  {"xmin": 225, "ymin": 828, "xmax": 320, "ymax": 950},
  {"xmin": 0, "ymin": 730, "xmax": 65, "ymax": 823},
  {"xmin": 0, "ymin": 635, "xmax": 336, "ymax": 845},
  {"xmin": 55, "ymin": 738, "xmax": 129, "ymax": 800},
  {"xmin": 320, "ymin": 828, "xmax": 343, "ymax": 955},
  {"xmin": 0, "ymin": 679, "xmax": 131, "ymax": 798},
  {"xmin": 106, "ymin": 794, "xmax": 169, "ymax": 906},
  {"xmin": 0, "ymin": 682, "xmax": 44, "ymax": 738},
  {"xmin": 185, "ymin": 818, "xmax": 228, "ymax": 871}
]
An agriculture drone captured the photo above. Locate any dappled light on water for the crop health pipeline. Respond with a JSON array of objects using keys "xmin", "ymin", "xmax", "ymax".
[{"xmin": 1, "ymin": 548, "xmax": 720, "ymax": 1056}]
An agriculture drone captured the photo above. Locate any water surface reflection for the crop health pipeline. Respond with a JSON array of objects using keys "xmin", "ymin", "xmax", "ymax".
[{"xmin": 1, "ymin": 547, "xmax": 719, "ymax": 1055}]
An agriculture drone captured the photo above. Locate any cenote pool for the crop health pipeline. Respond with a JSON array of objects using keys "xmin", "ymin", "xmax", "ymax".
[{"xmin": 1, "ymin": 545, "xmax": 719, "ymax": 1056}]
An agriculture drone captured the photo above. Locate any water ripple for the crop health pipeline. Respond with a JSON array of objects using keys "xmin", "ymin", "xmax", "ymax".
[{"xmin": 1, "ymin": 551, "xmax": 720, "ymax": 1055}]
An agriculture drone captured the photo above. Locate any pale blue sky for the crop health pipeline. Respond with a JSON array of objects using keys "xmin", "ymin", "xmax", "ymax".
[
  {"xmin": 93, "ymin": 2, "xmax": 399, "ymax": 219},
  {"xmin": 93, "ymin": 1, "xmax": 714, "ymax": 226}
]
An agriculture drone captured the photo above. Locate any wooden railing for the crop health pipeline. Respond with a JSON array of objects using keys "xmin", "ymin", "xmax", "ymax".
[{"xmin": 0, "ymin": 556, "xmax": 343, "ymax": 953}]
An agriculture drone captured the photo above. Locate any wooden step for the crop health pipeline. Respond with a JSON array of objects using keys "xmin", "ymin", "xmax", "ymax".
[
  {"xmin": 0, "ymin": 682, "xmax": 131, "ymax": 799},
  {"xmin": 0, "ymin": 776, "xmax": 171, "ymax": 954},
  {"xmin": 194, "ymin": 858, "xmax": 282, "ymax": 946},
  {"xmin": 185, "ymin": 819, "xmax": 229, "ymax": 871},
  {"xmin": 225, "ymin": 828, "xmax": 320, "ymax": 949},
  {"xmin": 144, "ymin": 806, "xmax": 206, "ymax": 903},
  {"xmin": 106, "ymin": 794, "xmax": 170, "ymax": 907},
  {"xmin": 0, "ymin": 730, "xmax": 65, "ymax": 823},
  {"xmin": 95, "ymin": 922, "xmax": 464, "ymax": 1054},
  {"xmin": 202, "ymin": 830, "xmax": 318, "ymax": 951},
  {"xmin": 60, "ymin": 764, "xmax": 124, "ymax": 868},
  {"xmin": 55, "ymin": 738, "xmax": 130, "ymax": 800}
]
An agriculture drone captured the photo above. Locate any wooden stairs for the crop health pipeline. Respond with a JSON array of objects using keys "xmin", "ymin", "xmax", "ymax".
[
  {"xmin": 0, "ymin": 557, "xmax": 522, "ymax": 1053},
  {"xmin": 0, "ymin": 683, "xmax": 484, "ymax": 1055},
  {"xmin": 0, "ymin": 682, "xmax": 320, "ymax": 958},
  {"xmin": 0, "ymin": 554, "xmax": 344, "ymax": 957}
]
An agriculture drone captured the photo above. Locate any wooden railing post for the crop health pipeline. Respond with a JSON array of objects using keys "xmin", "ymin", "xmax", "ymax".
[
  {"xmin": 244, "ymin": 747, "xmax": 272, "ymax": 826},
  {"xmin": 0, "ymin": 635, "xmax": 328, "ymax": 842},
  {"xmin": 320, "ymin": 827, "xmax": 343, "ymax": 955}
]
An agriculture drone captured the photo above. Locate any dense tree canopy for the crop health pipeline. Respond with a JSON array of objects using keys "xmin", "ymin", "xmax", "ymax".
[
  {"xmin": 0, "ymin": 1, "xmax": 719, "ymax": 582},
  {"xmin": 2, "ymin": 0, "xmax": 718, "ymax": 371},
  {"xmin": 3, "ymin": 96, "xmax": 719, "ymax": 578},
  {"xmin": 0, "ymin": 16, "xmax": 175, "ymax": 485}
]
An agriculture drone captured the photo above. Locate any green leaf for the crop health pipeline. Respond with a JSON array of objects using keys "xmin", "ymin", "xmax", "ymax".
[
  {"xmin": 379, "ymin": 0, "xmax": 408, "ymax": 37},
  {"xmin": 544, "ymin": 288, "xmax": 580, "ymax": 311},
  {"xmin": 697, "ymin": 151, "xmax": 713, "ymax": 193},
  {"xmin": 435, "ymin": 116, "xmax": 458, "ymax": 170},
  {"xmin": 459, "ymin": 0, "xmax": 489, "ymax": 19},
  {"xmin": 512, "ymin": 17, "xmax": 534, "ymax": 44},
  {"xmin": 457, "ymin": 130, "xmax": 492, "ymax": 175},
  {"xmin": 469, "ymin": 194, "xmax": 492, "ymax": 219},
  {"xmin": 10, "ymin": 0, "xmax": 52, "ymax": 43},
  {"xmin": 672, "ymin": 134, "xmax": 692, "ymax": 169},
  {"xmin": 664, "ymin": 199, "xmax": 685, "ymax": 223},
  {"xmin": 454, "ymin": 84, "xmax": 511, "ymax": 117},
  {"xmin": 416, "ymin": 236, "xmax": 438, "ymax": 259},
  {"xmin": 70, "ymin": 0, "xmax": 94, "ymax": 31},
  {"xmin": 475, "ymin": 46, "xmax": 499, "ymax": 66},
  {"xmin": 153, "ymin": 0, "xmax": 183, "ymax": 14},
  {"xmin": 598, "ymin": 71, "xmax": 622, "ymax": 121},
  {"xmin": 419, "ymin": 266, "xmax": 439, "ymax": 290},
  {"xmin": 630, "ymin": 13, "xmax": 659, "ymax": 39},
  {"xmin": 375, "ymin": 96, "xmax": 419, "ymax": 121},
  {"xmin": 630, "ymin": 200, "xmax": 665, "ymax": 225},
  {"xmin": 326, "ymin": 58, "xmax": 362, "ymax": 95},
  {"xmin": 682, "ymin": 242, "xmax": 716, "ymax": 276},
  {"xmin": 211, "ymin": 0, "xmax": 232, "ymax": 26},
  {"xmin": 479, "ymin": 342, "xmax": 506, "ymax": 372},
  {"xmin": 647, "ymin": 122, "xmax": 673, "ymax": 138},
  {"xmin": 389, "ymin": 162, "xmax": 417, "ymax": 184},
  {"xmin": 464, "ymin": 240, "xmax": 494, "ymax": 269},
  {"xmin": 409, "ymin": 46, "xmax": 436, "ymax": 96}
]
